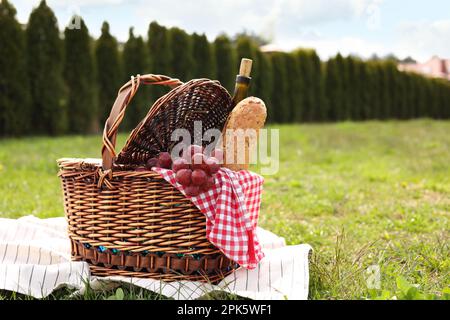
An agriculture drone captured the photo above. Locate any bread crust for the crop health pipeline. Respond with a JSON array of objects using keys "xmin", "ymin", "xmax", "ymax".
[{"xmin": 221, "ymin": 97, "xmax": 267, "ymax": 171}]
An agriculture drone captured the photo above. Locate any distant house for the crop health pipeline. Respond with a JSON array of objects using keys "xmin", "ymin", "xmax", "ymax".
[{"xmin": 398, "ymin": 56, "xmax": 450, "ymax": 81}]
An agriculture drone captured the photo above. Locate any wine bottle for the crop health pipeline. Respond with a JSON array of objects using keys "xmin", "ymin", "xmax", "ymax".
[{"xmin": 231, "ymin": 58, "xmax": 253, "ymax": 107}]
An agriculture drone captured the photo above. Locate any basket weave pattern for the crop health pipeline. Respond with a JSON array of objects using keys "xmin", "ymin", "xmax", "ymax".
[
  {"xmin": 58, "ymin": 74, "xmax": 236, "ymax": 282},
  {"xmin": 117, "ymin": 78, "xmax": 233, "ymax": 165}
]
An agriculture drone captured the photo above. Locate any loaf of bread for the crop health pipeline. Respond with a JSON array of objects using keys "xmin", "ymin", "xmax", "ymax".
[{"xmin": 221, "ymin": 97, "xmax": 267, "ymax": 171}]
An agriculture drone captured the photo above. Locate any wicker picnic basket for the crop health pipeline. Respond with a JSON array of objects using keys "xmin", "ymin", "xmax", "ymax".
[{"xmin": 57, "ymin": 74, "xmax": 238, "ymax": 282}]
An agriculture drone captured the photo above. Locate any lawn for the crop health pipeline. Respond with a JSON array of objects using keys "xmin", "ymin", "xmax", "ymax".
[{"xmin": 0, "ymin": 120, "xmax": 449, "ymax": 300}]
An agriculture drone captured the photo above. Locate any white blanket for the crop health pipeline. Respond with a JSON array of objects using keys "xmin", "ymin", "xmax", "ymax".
[{"xmin": 0, "ymin": 216, "xmax": 311, "ymax": 300}]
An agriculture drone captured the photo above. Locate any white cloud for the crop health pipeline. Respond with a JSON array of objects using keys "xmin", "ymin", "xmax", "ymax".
[
  {"xmin": 13, "ymin": 0, "xmax": 125, "ymax": 24},
  {"xmin": 275, "ymin": 35, "xmax": 388, "ymax": 59},
  {"xmin": 281, "ymin": 0, "xmax": 378, "ymax": 24},
  {"xmin": 132, "ymin": 0, "xmax": 382, "ymax": 41},
  {"xmin": 47, "ymin": 0, "xmax": 125, "ymax": 6},
  {"xmin": 394, "ymin": 20, "xmax": 450, "ymax": 61},
  {"xmin": 11, "ymin": 0, "xmax": 450, "ymax": 61},
  {"xmin": 14, "ymin": 0, "xmax": 384, "ymax": 43}
]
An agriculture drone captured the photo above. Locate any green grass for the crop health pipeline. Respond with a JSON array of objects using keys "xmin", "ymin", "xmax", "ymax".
[{"xmin": 0, "ymin": 120, "xmax": 449, "ymax": 300}]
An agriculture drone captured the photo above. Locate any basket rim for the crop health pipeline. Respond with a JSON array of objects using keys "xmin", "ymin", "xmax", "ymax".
[{"xmin": 57, "ymin": 157, "xmax": 156, "ymax": 174}]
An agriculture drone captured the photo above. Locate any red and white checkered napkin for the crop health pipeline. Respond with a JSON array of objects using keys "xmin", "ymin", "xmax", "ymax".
[{"xmin": 153, "ymin": 167, "xmax": 265, "ymax": 269}]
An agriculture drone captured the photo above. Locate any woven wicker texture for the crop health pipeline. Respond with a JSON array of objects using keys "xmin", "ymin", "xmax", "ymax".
[
  {"xmin": 58, "ymin": 74, "xmax": 236, "ymax": 282},
  {"xmin": 116, "ymin": 78, "xmax": 232, "ymax": 165}
]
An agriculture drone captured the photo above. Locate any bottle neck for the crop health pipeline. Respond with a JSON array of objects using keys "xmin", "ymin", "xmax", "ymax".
[{"xmin": 231, "ymin": 75, "xmax": 251, "ymax": 106}]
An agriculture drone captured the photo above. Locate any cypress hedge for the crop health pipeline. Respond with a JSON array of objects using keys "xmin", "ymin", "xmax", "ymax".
[
  {"xmin": 213, "ymin": 34, "xmax": 236, "ymax": 93},
  {"xmin": 26, "ymin": 0, "xmax": 67, "ymax": 135},
  {"xmin": 95, "ymin": 21, "xmax": 122, "ymax": 126},
  {"xmin": 310, "ymin": 51, "xmax": 327, "ymax": 122},
  {"xmin": 148, "ymin": 21, "xmax": 171, "ymax": 75},
  {"xmin": 147, "ymin": 21, "xmax": 172, "ymax": 103},
  {"xmin": 64, "ymin": 16, "xmax": 97, "ymax": 133},
  {"xmin": 325, "ymin": 54, "xmax": 344, "ymax": 121},
  {"xmin": 254, "ymin": 49, "xmax": 273, "ymax": 118},
  {"xmin": 192, "ymin": 33, "xmax": 216, "ymax": 79},
  {"xmin": 168, "ymin": 27, "xmax": 194, "ymax": 81},
  {"xmin": 235, "ymin": 36, "xmax": 259, "ymax": 96},
  {"xmin": 270, "ymin": 52, "xmax": 290, "ymax": 123},
  {"xmin": 294, "ymin": 50, "xmax": 313, "ymax": 121},
  {"xmin": 122, "ymin": 27, "xmax": 150, "ymax": 130},
  {"xmin": 285, "ymin": 53, "xmax": 302, "ymax": 122},
  {"xmin": 2, "ymin": 12, "xmax": 450, "ymax": 136},
  {"xmin": 0, "ymin": 0, "xmax": 31, "ymax": 136}
]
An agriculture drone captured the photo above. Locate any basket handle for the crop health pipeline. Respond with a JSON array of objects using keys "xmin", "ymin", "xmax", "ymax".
[{"xmin": 101, "ymin": 74, "xmax": 183, "ymax": 171}]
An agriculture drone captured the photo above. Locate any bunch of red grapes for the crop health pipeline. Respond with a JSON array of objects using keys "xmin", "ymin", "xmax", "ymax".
[{"xmin": 145, "ymin": 145, "xmax": 224, "ymax": 197}]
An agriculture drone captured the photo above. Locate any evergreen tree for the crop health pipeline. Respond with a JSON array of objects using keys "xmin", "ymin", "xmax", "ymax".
[
  {"xmin": 297, "ymin": 49, "xmax": 327, "ymax": 122},
  {"xmin": 192, "ymin": 33, "xmax": 216, "ymax": 79},
  {"xmin": 0, "ymin": 0, "xmax": 31, "ymax": 135},
  {"xmin": 148, "ymin": 21, "xmax": 172, "ymax": 102},
  {"xmin": 337, "ymin": 54, "xmax": 350, "ymax": 120},
  {"xmin": 378, "ymin": 62, "xmax": 391, "ymax": 119},
  {"xmin": 355, "ymin": 58, "xmax": 372, "ymax": 120},
  {"xmin": 346, "ymin": 56, "xmax": 359, "ymax": 120},
  {"xmin": 438, "ymin": 81, "xmax": 450, "ymax": 119},
  {"xmin": 270, "ymin": 52, "xmax": 289, "ymax": 123},
  {"xmin": 396, "ymin": 71, "xmax": 408, "ymax": 119},
  {"xmin": 26, "ymin": 0, "xmax": 67, "ymax": 135},
  {"xmin": 410, "ymin": 74, "xmax": 420, "ymax": 118},
  {"xmin": 168, "ymin": 27, "xmax": 194, "ymax": 81},
  {"xmin": 397, "ymin": 68, "xmax": 408, "ymax": 119},
  {"xmin": 293, "ymin": 50, "xmax": 310, "ymax": 121},
  {"xmin": 148, "ymin": 21, "xmax": 172, "ymax": 74},
  {"xmin": 444, "ymin": 82, "xmax": 450, "ymax": 119},
  {"xmin": 309, "ymin": 50, "xmax": 326, "ymax": 122},
  {"xmin": 64, "ymin": 16, "xmax": 97, "ymax": 133},
  {"xmin": 429, "ymin": 79, "xmax": 441, "ymax": 119},
  {"xmin": 254, "ymin": 50, "xmax": 273, "ymax": 117},
  {"xmin": 404, "ymin": 73, "xmax": 415, "ymax": 119},
  {"xmin": 370, "ymin": 62, "xmax": 389, "ymax": 119},
  {"xmin": 122, "ymin": 27, "xmax": 150, "ymax": 129},
  {"xmin": 418, "ymin": 75, "xmax": 432, "ymax": 118},
  {"xmin": 384, "ymin": 61, "xmax": 398, "ymax": 119},
  {"xmin": 366, "ymin": 61, "xmax": 382, "ymax": 120},
  {"xmin": 416, "ymin": 76, "xmax": 428, "ymax": 118},
  {"xmin": 325, "ymin": 54, "xmax": 344, "ymax": 121},
  {"xmin": 95, "ymin": 21, "xmax": 122, "ymax": 126},
  {"xmin": 447, "ymin": 84, "xmax": 450, "ymax": 119},
  {"xmin": 235, "ymin": 35, "xmax": 259, "ymax": 96},
  {"xmin": 213, "ymin": 34, "xmax": 236, "ymax": 93},
  {"xmin": 436, "ymin": 80, "xmax": 447, "ymax": 119},
  {"xmin": 355, "ymin": 59, "xmax": 371, "ymax": 120},
  {"xmin": 235, "ymin": 35, "xmax": 258, "ymax": 63},
  {"xmin": 285, "ymin": 52, "xmax": 302, "ymax": 122}
]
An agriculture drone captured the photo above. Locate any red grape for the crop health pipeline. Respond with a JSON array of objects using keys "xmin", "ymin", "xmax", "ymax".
[
  {"xmin": 135, "ymin": 166, "xmax": 148, "ymax": 172},
  {"xmin": 158, "ymin": 152, "xmax": 172, "ymax": 169},
  {"xmin": 184, "ymin": 185, "xmax": 200, "ymax": 197},
  {"xmin": 205, "ymin": 157, "xmax": 220, "ymax": 174},
  {"xmin": 198, "ymin": 163, "xmax": 210, "ymax": 173},
  {"xmin": 201, "ymin": 176, "xmax": 215, "ymax": 192},
  {"xmin": 191, "ymin": 169, "xmax": 208, "ymax": 186},
  {"xmin": 146, "ymin": 157, "xmax": 159, "ymax": 169},
  {"xmin": 175, "ymin": 169, "xmax": 192, "ymax": 186},
  {"xmin": 172, "ymin": 158, "xmax": 189, "ymax": 172}
]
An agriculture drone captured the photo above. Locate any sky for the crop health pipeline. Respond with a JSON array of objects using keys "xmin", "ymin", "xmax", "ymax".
[{"xmin": 11, "ymin": 0, "xmax": 450, "ymax": 62}]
